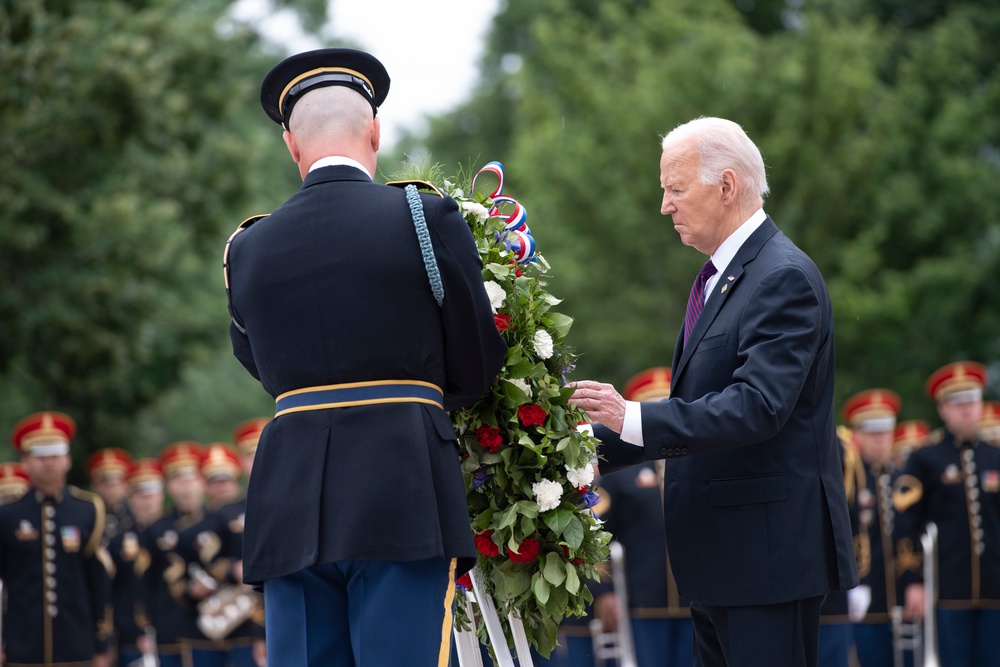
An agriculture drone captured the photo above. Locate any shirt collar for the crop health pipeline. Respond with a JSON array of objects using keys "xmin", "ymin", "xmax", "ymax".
[
  {"xmin": 709, "ymin": 208, "xmax": 767, "ymax": 278},
  {"xmin": 308, "ymin": 156, "xmax": 372, "ymax": 180}
]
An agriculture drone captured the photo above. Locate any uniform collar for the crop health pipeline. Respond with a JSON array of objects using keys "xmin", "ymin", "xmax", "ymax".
[{"xmin": 308, "ymin": 155, "xmax": 372, "ymax": 180}]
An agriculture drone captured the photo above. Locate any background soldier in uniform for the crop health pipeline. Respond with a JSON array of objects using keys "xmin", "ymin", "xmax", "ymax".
[
  {"xmin": 841, "ymin": 389, "xmax": 904, "ymax": 667},
  {"xmin": 892, "ymin": 421, "xmax": 930, "ymax": 473},
  {"xmin": 110, "ymin": 458, "xmax": 165, "ymax": 667},
  {"xmin": 226, "ymin": 48, "xmax": 505, "ymax": 665},
  {"xmin": 87, "ymin": 447, "xmax": 133, "ymax": 544},
  {"xmin": 893, "ymin": 362, "xmax": 1000, "ymax": 667},
  {"xmin": 0, "ymin": 411, "xmax": 112, "ymax": 667},
  {"xmin": 980, "ymin": 401, "xmax": 1000, "ymax": 447}
]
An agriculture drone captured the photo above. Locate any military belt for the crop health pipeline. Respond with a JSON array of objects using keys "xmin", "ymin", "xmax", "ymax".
[{"xmin": 275, "ymin": 380, "xmax": 444, "ymax": 417}]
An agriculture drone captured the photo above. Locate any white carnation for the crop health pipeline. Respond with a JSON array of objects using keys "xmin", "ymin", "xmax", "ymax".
[
  {"xmin": 565, "ymin": 464, "xmax": 595, "ymax": 489},
  {"xmin": 532, "ymin": 479, "xmax": 564, "ymax": 512},
  {"xmin": 507, "ymin": 378, "xmax": 531, "ymax": 396},
  {"xmin": 483, "ymin": 280, "xmax": 506, "ymax": 311},
  {"xmin": 461, "ymin": 201, "xmax": 490, "ymax": 224},
  {"xmin": 533, "ymin": 329, "xmax": 554, "ymax": 359}
]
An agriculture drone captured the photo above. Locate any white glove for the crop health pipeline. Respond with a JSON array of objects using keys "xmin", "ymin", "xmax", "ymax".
[{"xmin": 848, "ymin": 585, "xmax": 872, "ymax": 622}]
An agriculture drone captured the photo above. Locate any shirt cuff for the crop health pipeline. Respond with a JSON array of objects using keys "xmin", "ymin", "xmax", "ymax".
[{"xmin": 620, "ymin": 401, "xmax": 644, "ymax": 447}]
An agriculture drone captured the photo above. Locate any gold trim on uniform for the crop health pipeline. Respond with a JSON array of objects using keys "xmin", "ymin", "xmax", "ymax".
[{"xmin": 892, "ymin": 475, "xmax": 923, "ymax": 512}]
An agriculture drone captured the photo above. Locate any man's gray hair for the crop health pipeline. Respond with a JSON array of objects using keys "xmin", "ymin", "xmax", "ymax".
[
  {"xmin": 661, "ymin": 117, "xmax": 769, "ymax": 203},
  {"xmin": 288, "ymin": 86, "xmax": 373, "ymax": 145}
]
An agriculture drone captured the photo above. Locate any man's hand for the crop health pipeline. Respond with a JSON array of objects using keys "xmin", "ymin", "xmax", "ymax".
[
  {"xmin": 904, "ymin": 583, "xmax": 925, "ymax": 620},
  {"xmin": 847, "ymin": 585, "xmax": 871, "ymax": 622},
  {"xmin": 93, "ymin": 652, "xmax": 111, "ymax": 667},
  {"xmin": 253, "ymin": 637, "xmax": 268, "ymax": 667},
  {"xmin": 188, "ymin": 578, "xmax": 214, "ymax": 601},
  {"xmin": 594, "ymin": 591, "xmax": 620, "ymax": 632},
  {"xmin": 569, "ymin": 380, "xmax": 626, "ymax": 434}
]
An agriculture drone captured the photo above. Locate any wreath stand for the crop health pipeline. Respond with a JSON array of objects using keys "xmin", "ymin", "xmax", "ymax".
[{"xmin": 453, "ymin": 567, "xmax": 535, "ymax": 667}]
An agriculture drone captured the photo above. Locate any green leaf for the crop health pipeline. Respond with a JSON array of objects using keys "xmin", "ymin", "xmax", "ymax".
[
  {"xmin": 533, "ymin": 574, "xmax": 551, "ymax": 605},
  {"xmin": 565, "ymin": 562, "xmax": 581, "ymax": 595},
  {"xmin": 563, "ymin": 515, "xmax": 585, "ymax": 550},
  {"xmin": 507, "ymin": 569, "xmax": 532, "ymax": 597},
  {"xmin": 542, "ymin": 312, "xmax": 574, "ymax": 339},
  {"xmin": 541, "ymin": 508, "xmax": 574, "ymax": 535},
  {"xmin": 497, "ymin": 505, "xmax": 519, "ymax": 531},
  {"xmin": 542, "ymin": 552, "xmax": 567, "ymax": 586}
]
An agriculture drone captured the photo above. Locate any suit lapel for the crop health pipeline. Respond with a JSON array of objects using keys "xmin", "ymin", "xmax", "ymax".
[{"xmin": 672, "ymin": 218, "xmax": 780, "ymax": 384}]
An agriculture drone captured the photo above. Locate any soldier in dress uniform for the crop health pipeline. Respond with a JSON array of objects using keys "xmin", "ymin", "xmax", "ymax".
[
  {"xmin": 979, "ymin": 401, "xmax": 1000, "ymax": 447},
  {"xmin": 841, "ymin": 389, "xmax": 904, "ymax": 667},
  {"xmin": 893, "ymin": 361, "xmax": 1000, "ymax": 667},
  {"xmin": 593, "ymin": 367, "xmax": 693, "ymax": 667},
  {"xmin": 200, "ymin": 440, "xmax": 263, "ymax": 667},
  {"xmin": 110, "ymin": 458, "xmax": 165, "ymax": 666},
  {"xmin": 87, "ymin": 448, "xmax": 134, "ymax": 544},
  {"xmin": 226, "ymin": 48, "xmax": 505, "ymax": 666},
  {"xmin": 0, "ymin": 462, "xmax": 30, "ymax": 506},
  {"xmin": 141, "ymin": 443, "xmax": 226, "ymax": 667},
  {"xmin": 892, "ymin": 421, "xmax": 930, "ymax": 472},
  {"xmin": 0, "ymin": 411, "xmax": 112, "ymax": 667}
]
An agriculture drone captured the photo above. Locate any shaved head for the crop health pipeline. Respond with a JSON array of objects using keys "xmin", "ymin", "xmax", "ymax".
[{"xmin": 288, "ymin": 86, "xmax": 374, "ymax": 148}]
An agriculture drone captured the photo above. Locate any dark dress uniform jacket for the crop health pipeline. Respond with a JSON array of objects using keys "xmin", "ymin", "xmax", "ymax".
[
  {"xmin": 597, "ymin": 218, "xmax": 858, "ymax": 607},
  {"xmin": 0, "ymin": 486, "xmax": 112, "ymax": 666},
  {"xmin": 227, "ymin": 164, "xmax": 506, "ymax": 584},
  {"xmin": 893, "ymin": 430, "xmax": 1000, "ymax": 607}
]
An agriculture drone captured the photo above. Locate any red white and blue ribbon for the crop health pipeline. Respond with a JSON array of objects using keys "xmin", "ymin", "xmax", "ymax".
[{"xmin": 473, "ymin": 160, "xmax": 538, "ymax": 264}]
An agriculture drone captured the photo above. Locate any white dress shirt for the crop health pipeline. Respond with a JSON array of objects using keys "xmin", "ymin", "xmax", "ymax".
[{"xmin": 308, "ymin": 155, "xmax": 372, "ymax": 180}]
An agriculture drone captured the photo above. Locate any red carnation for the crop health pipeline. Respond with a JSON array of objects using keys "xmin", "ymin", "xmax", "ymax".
[
  {"xmin": 456, "ymin": 573, "xmax": 473, "ymax": 590},
  {"xmin": 475, "ymin": 425, "xmax": 503, "ymax": 453},
  {"xmin": 475, "ymin": 531, "xmax": 500, "ymax": 558},
  {"xmin": 506, "ymin": 537, "xmax": 540, "ymax": 564},
  {"xmin": 508, "ymin": 258, "xmax": 523, "ymax": 277},
  {"xmin": 575, "ymin": 485, "xmax": 589, "ymax": 494},
  {"xmin": 518, "ymin": 404, "xmax": 547, "ymax": 428},
  {"xmin": 572, "ymin": 557, "xmax": 584, "ymax": 566},
  {"xmin": 494, "ymin": 313, "xmax": 511, "ymax": 332}
]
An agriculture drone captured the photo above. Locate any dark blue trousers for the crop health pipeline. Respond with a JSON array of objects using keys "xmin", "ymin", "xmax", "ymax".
[
  {"xmin": 264, "ymin": 557, "xmax": 456, "ymax": 667},
  {"xmin": 632, "ymin": 617, "xmax": 694, "ymax": 666},
  {"xmin": 690, "ymin": 595, "xmax": 824, "ymax": 667},
  {"xmin": 816, "ymin": 621, "xmax": 851, "ymax": 667},
  {"xmin": 936, "ymin": 608, "xmax": 1000, "ymax": 667},
  {"xmin": 853, "ymin": 622, "xmax": 897, "ymax": 667}
]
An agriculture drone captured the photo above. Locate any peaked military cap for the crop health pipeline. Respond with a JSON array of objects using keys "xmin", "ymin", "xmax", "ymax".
[
  {"xmin": 260, "ymin": 47, "xmax": 391, "ymax": 126},
  {"xmin": 926, "ymin": 361, "xmax": 986, "ymax": 404},
  {"xmin": 11, "ymin": 411, "xmax": 76, "ymax": 456},
  {"xmin": 87, "ymin": 447, "xmax": 133, "ymax": 483},
  {"xmin": 842, "ymin": 388, "xmax": 901, "ymax": 433},
  {"xmin": 623, "ymin": 367, "xmax": 672, "ymax": 402}
]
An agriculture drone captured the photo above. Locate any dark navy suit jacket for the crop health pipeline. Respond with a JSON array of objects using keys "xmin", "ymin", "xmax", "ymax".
[
  {"xmin": 598, "ymin": 218, "xmax": 858, "ymax": 607},
  {"xmin": 227, "ymin": 165, "xmax": 506, "ymax": 584}
]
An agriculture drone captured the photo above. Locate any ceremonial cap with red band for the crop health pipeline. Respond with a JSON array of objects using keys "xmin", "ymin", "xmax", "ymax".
[
  {"xmin": 894, "ymin": 420, "xmax": 930, "ymax": 451},
  {"xmin": 926, "ymin": 361, "xmax": 986, "ymax": 404},
  {"xmin": 128, "ymin": 458, "xmax": 164, "ymax": 494},
  {"xmin": 842, "ymin": 389, "xmax": 901, "ymax": 433},
  {"xmin": 160, "ymin": 442, "xmax": 204, "ymax": 479},
  {"xmin": 11, "ymin": 411, "xmax": 76, "ymax": 456},
  {"xmin": 260, "ymin": 48, "xmax": 390, "ymax": 127},
  {"xmin": 87, "ymin": 447, "xmax": 133, "ymax": 482},
  {"xmin": 981, "ymin": 401, "xmax": 1000, "ymax": 427},
  {"xmin": 202, "ymin": 444, "xmax": 241, "ymax": 482},
  {"xmin": 623, "ymin": 367, "xmax": 672, "ymax": 402},
  {"xmin": 233, "ymin": 418, "xmax": 270, "ymax": 455},
  {"xmin": 0, "ymin": 462, "xmax": 29, "ymax": 492}
]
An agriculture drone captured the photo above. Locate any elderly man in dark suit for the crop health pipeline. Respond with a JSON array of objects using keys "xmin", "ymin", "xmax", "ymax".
[
  {"xmin": 571, "ymin": 117, "xmax": 857, "ymax": 667},
  {"xmin": 225, "ymin": 48, "xmax": 506, "ymax": 666}
]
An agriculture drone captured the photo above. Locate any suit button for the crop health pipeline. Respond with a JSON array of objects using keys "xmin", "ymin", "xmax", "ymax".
[
  {"xmin": 659, "ymin": 448, "xmax": 668, "ymax": 456},
  {"xmin": 681, "ymin": 448, "xmax": 688, "ymax": 455}
]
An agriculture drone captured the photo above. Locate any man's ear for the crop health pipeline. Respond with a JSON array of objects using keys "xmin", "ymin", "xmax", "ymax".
[
  {"xmin": 371, "ymin": 116, "xmax": 381, "ymax": 153},
  {"xmin": 283, "ymin": 129, "xmax": 301, "ymax": 164},
  {"xmin": 720, "ymin": 168, "xmax": 739, "ymax": 204}
]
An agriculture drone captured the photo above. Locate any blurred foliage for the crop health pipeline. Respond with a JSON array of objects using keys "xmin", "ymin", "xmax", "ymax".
[
  {"xmin": 403, "ymin": 0, "xmax": 1000, "ymax": 423},
  {"xmin": 2, "ymin": 0, "xmax": 999, "ymax": 483}
]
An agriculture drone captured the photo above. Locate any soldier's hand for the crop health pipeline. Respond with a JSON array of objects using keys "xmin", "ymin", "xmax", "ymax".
[
  {"xmin": 568, "ymin": 381, "xmax": 626, "ymax": 434},
  {"xmin": 137, "ymin": 634, "xmax": 154, "ymax": 654},
  {"xmin": 903, "ymin": 583, "xmax": 925, "ymax": 620},
  {"xmin": 232, "ymin": 559, "xmax": 244, "ymax": 584},
  {"xmin": 253, "ymin": 637, "xmax": 268, "ymax": 667},
  {"xmin": 93, "ymin": 652, "xmax": 111, "ymax": 667},
  {"xmin": 594, "ymin": 591, "xmax": 619, "ymax": 632},
  {"xmin": 188, "ymin": 578, "xmax": 214, "ymax": 601}
]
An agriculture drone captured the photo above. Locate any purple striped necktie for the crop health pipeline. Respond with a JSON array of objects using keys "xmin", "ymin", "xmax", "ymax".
[{"xmin": 683, "ymin": 260, "xmax": 717, "ymax": 346}]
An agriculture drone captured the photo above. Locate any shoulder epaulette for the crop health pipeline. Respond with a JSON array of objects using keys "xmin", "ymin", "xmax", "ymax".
[
  {"xmin": 385, "ymin": 179, "xmax": 444, "ymax": 197},
  {"xmin": 224, "ymin": 214, "xmax": 270, "ymax": 334},
  {"xmin": 69, "ymin": 485, "xmax": 106, "ymax": 556}
]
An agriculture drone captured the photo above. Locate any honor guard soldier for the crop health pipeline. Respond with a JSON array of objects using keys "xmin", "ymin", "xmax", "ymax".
[
  {"xmin": 0, "ymin": 462, "xmax": 30, "ymax": 506},
  {"xmin": 980, "ymin": 401, "xmax": 1000, "ymax": 447},
  {"xmin": 142, "ymin": 443, "xmax": 226, "ymax": 667},
  {"xmin": 593, "ymin": 367, "xmax": 693, "ymax": 667},
  {"xmin": 226, "ymin": 48, "xmax": 505, "ymax": 666},
  {"xmin": 892, "ymin": 420, "xmax": 930, "ymax": 472},
  {"xmin": 87, "ymin": 447, "xmax": 133, "ymax": 543},
  {"xmin": 110, "ymin": 458, "xmax": 165, "ymax": 666},
  {"xmin": 842, "ymin": 389, "xmax": 903, "ymax": 667},
  {"xmin": 0, "ymin": 411, "xmax": 113, "ymax": 667},
  {"xmin": 893, "ymin": 362, "xmax": 1000, "ymax": 667},
  {"xmin": 200, "ymin": 441, "xmax": 264, "ymax": 667}
]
